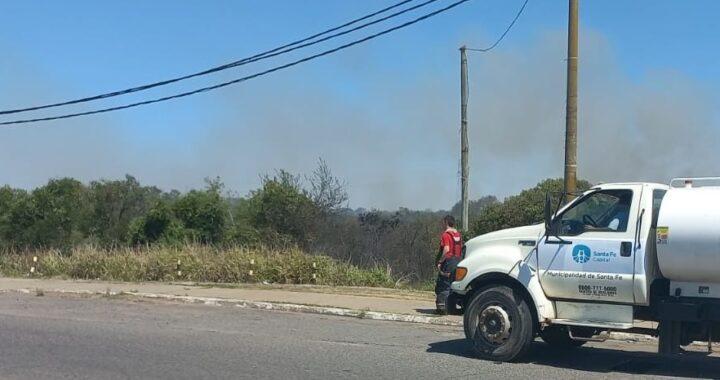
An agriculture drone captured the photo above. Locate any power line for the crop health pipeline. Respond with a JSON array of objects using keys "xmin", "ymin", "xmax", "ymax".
[
  {"xmin": 0, "ymin": 0, "xmax": 471, "ymax": 126},
  {"xmin": 0, "ymin": 0, "xmax": 438, "ymax": 116},
  {"xmin": 466, "ymin": 0, "xmax": 528, "ymax": 52}
]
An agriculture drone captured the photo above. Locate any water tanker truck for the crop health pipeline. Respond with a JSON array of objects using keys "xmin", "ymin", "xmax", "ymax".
[{"xmin": 449, "ymin": 177, "xmax": 720, "ymax": 361}]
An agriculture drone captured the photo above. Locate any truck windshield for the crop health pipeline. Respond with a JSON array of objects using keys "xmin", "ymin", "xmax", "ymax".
[{"xmin": 556, "ymin": 189, "xmax": 633, "ymax": 235}]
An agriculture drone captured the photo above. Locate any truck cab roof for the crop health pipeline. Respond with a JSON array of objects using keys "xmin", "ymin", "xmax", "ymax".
[{"xmin": 591, "ymin": 182, "xmax": 668, "ymax": 190}]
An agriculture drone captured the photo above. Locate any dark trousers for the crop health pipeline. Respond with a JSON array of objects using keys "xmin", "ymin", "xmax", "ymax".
[{"xmin": 434, "ymin": 257, "xmax": 459, "ymax": 310}]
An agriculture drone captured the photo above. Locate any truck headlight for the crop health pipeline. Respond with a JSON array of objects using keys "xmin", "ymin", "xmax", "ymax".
[{"xmin": 455, "ymin": 267, "xmax": 467, "ymax": 281}]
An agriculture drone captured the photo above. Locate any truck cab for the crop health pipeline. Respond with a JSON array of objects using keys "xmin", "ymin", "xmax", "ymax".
[{"xmin": 451, "ymin": 179, "xmax": 720, "ymax": 362}]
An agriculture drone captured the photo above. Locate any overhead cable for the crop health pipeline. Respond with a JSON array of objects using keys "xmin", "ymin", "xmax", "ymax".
[
  {"xmin": 0, "ymin": 0, "xmax": 434, "ymax": 116},
  {"xmin": 466, "ymin": 0, "xmax": 528, "ymax": 52},
  {"xmin": 0, "ymin": 0, "xmax": 470, "ymax": 126}
]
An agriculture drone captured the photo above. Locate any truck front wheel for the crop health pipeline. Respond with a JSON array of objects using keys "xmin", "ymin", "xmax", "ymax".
[{"xmin": 463, "ymin": 285, "xmax": 534, "ymax": 362}]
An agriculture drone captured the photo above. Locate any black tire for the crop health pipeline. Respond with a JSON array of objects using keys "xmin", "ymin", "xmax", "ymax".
[
  {"xmin": 540, "ymin": 325, "xmax": 587, "ymax": 349},
  {"xmin": 463, "ymin": 285, "xmax": 535, "ymax": 362}
]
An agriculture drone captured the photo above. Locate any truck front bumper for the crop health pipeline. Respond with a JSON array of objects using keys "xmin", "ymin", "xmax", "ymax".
[
  {"xmin": 446, "ymin": 282, "xmax": 467, "ymax": 316},
  {"xmin": 451, "ymin": 281, "xmax": 467, "ymax": 294}
]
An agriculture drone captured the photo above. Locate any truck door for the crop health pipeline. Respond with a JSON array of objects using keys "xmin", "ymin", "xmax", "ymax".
[{"xmin": 537, "ymin": 186, "xmax": 643, "ymax": 304}]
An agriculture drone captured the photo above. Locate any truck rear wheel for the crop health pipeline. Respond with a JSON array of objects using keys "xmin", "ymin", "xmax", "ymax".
[
  {"xmin": 540, "ymin": 325, "xmax": 587, "ymax": 348},
  {"xmin": 464, "ymin": 285, "xmax": 534, "ymax": 362}
]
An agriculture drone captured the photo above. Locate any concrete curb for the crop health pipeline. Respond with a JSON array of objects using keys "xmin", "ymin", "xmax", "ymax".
[
  {"xmin": 6, "ymin": 287, "xmax": 707, "ymax": 347},
  {"xmin": 606, "ymin": 331, "xmax": 657, "ymax": 343},
  {"xmin": 133, "ymin": 292, "xmax": 464, "ymax": 326},
  {"xmin": 1, "ymin": 288, "xmax": 463, "ymax": 327}
]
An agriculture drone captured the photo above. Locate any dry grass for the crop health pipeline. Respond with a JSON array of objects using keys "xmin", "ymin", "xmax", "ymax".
[{"xmin": 0, "ymin": 245, "xmax": 405, "ymax": 288}]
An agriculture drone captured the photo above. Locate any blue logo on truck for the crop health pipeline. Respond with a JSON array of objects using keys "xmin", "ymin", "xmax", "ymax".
[{"xmin": 572, "ymin": 245, "xmax": 592, "ymax": 263}]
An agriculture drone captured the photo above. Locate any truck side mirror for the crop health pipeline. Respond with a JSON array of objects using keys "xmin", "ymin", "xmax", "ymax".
[{"xmin": 544, "ymin": 194, "xmax": 552, "ymax": 235}]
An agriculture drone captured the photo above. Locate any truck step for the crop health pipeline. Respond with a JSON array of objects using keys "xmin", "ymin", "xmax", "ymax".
[{"xmin": 550, "ymin": 318, "xmax": 633, "ymax": 330}]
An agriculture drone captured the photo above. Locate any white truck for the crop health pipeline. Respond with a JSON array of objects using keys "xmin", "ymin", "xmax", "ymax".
[{"xmin": 449, "ymin": 177, "xmax": 720, "ymax": 362}]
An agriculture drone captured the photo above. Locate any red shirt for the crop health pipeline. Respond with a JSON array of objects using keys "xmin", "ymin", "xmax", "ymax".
[{"xmin": 440, "ymin": 230, "xmax": 462, "ymax": 261}]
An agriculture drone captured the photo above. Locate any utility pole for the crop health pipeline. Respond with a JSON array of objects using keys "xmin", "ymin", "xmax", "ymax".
[
  {"xmin": 460, "ymin": 46, "xmax": 469, "ymax": 231},
  {"xmin": 564, "ymin": 0, "xmax": 579, "ymax": 200}
]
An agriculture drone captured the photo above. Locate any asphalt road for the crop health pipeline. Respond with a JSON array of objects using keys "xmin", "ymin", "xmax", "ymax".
[{"xmin": 0, "ymin": 293, "xmax": 719, "ymax": 380}]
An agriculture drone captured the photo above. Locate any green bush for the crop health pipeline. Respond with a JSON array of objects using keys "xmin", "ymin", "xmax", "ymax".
[
  {"xmin": 128, "ymin": 201, "xmax": 185, "ymax": 246},
  {"xmin": 471, "ymin": 178, "xmax": 592, "ymax": 236},
  {"xmin": 173, "ymin": 182, "xmax": 227, "ymax": 244}
]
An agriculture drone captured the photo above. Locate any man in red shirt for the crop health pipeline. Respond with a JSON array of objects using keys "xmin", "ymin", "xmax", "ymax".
[{"xmin": 435, "ymin": 215, "xmax": 463, "ymax": 314}]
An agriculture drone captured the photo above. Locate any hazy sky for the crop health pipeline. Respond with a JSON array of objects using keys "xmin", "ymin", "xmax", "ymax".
[{"xmin": 1, "ymin": 0, "xmax": 719, "ymax": 210}]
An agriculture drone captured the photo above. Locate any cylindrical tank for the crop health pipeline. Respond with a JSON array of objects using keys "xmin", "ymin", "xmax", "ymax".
[{"xmin": 656, "ymin": 186, "xmax": 720, "ymax": 282}]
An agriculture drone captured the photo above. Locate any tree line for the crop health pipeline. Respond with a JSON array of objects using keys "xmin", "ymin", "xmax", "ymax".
[{"xmin": 0, "ymin": 159, "xmax": 590, "ymax": 281}]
